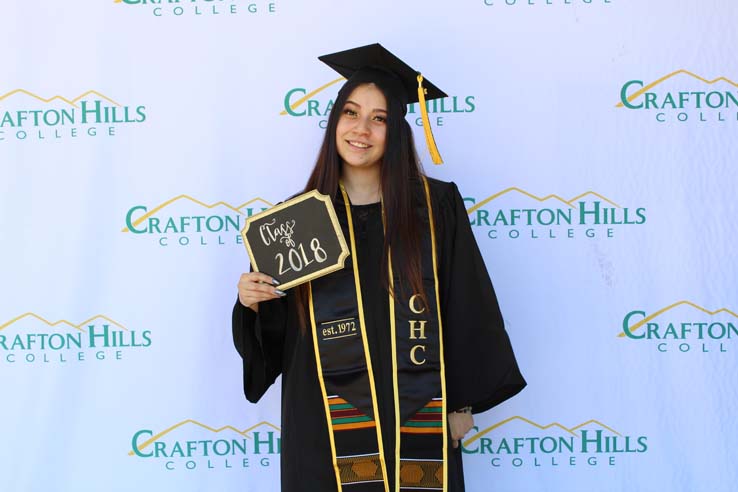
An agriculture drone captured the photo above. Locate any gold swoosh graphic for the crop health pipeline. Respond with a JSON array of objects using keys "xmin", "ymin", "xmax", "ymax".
[
  {"xmin": 617, "ymin": 300, "xmax": 738, "ymax": 338},
  {"xmin": 128, "ymin": 420, "xmax": 281, "ymax": 455},
  {"xmin": 279, "ymin": 77, "xmax": 346, "ymax": 115},
  {"xmin": 463, "ymin": 416, "xmax": 621, "ymax": 447},
  {"xmin": 0, "ymin": 313, "xmax": 128, "ymax": 333},
  {"xmin": 121, "ymin": 196, "xmax": 273, "ymax": 232},
  {"xmin": 0, "ymin": 89, "xmax": 121, "ymax": 108},
  {"xmin": 616, "ymin": 70, "xmax": 738, "ymax": 108},
  {"xmin": 466, "ymin": 187, "xmax": 621, "ymax": 214}
]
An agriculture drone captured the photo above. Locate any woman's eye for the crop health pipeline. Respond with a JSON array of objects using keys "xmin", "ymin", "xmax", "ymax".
[
  {"xmin": 343, "ymin": 109, "xmax": 357, "ymax": 117},
  {"xmin": 373, "ymin": 115, "xmax": 386, "ymax": 123}
]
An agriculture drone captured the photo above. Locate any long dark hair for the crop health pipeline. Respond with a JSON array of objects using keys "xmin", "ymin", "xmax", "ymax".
[{"xmin": 294, "ymin": 72, "xmax": 427, "ymax": 330}]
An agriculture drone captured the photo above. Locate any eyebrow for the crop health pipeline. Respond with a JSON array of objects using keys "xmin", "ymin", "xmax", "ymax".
[{"xmin": 345, "ymin": 99, "xmax": 387, "ymax": 113}]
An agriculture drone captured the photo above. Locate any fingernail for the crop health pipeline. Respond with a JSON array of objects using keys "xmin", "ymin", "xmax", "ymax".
[
  {"xmin": 271, "ymin": 278, "xmax": 281, "ymax": 286},
  {"xmin": 275, "ymin": 289, "xmax": 286, "ymax": 297}
]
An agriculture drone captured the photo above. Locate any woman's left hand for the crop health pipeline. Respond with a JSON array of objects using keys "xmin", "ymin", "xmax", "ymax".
[{"xmin": 448, "ymin": 411, "xmax": 474, "ymax": 448}]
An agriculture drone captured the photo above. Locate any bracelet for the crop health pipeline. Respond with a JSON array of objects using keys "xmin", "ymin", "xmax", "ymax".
[{"xmin": 454, "ymin": 406, "xmax": 472, "ymax": 414}]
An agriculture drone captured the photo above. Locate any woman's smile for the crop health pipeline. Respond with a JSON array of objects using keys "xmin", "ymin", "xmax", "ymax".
[{"xmin": 347, "ymin": 140, "xmax": 371, "ymax": 149}]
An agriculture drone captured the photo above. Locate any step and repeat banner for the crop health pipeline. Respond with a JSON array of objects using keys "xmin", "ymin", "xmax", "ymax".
[{"xmin": 2, "ymin": 1, "xmax": 736, "ymax": 491}]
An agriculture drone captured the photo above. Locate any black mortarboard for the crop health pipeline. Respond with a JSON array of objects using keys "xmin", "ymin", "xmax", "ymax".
[
  {"xmin": 318, "ymin": 43, "xmax": 447, "ymax": 164},
  {"xmin": 318, "ymin": 43, "xmax": 447, "ymax": 105}
]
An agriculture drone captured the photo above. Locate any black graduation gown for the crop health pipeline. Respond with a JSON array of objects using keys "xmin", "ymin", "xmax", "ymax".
[{"xmin": 232, "ymin": 178, "xmax": 526, "ymax": 492}]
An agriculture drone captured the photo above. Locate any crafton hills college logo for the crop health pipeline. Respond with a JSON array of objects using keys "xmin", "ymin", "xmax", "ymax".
[
  {"xmin": 0, "ymin": 89, "xmax": 146, "ymax": 142},
  {"xmin": 113, "ymin": 0, "xmax": 277, "ymax": 17},
  {"xmin": 461, "ymin": 416, "xmax": 647, "ymax": 468},
  {"xmin": 130, "ymin": 420, "xmax": 281, "ymax": 471},
  {"xmin": 617, "ymin": 70, "xmax": 738, "ymax": 123},
  {"xmin": 122, "ymin": 195, "xmax": 272, "ymax": 247},
  {"xmin": 281, "ymin": 78, "xmax": 476, "ymax": 129},
  {"xmin": 0, "ymin": 313, "xmax": 151, "ymax": 364},
  {"xmin": 465, "ymin": 187, "xmax": 646, "ymax": 240},
  {"xmin": 619, "ymin": 300, "xmax": 737, "ymax": 354}
]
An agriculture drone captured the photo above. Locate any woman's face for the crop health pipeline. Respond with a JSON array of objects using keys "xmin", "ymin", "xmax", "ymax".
[{"xmin": 335, "ymin": 83, "xmax": 387, "ymax": 172}]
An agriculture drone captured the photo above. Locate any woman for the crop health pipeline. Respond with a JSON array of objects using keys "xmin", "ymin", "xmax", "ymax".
[{"xmin": 233, "ymin": 44, "xmax": 525, "ymax": 492}]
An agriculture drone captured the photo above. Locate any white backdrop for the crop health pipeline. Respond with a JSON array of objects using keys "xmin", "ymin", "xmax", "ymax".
[{"xmin": 2, "ymin": 1, "xmax": 737, "ymax": 491}]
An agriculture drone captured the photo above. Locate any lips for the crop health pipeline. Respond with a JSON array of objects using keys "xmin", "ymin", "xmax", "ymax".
[{"xmin": 347, "ymin": 140, "xmax": 371, "ymax": 149}]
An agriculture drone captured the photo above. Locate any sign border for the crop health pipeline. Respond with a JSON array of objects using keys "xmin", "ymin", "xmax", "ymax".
[{"xmin": 241, "ymin": 190, "xmax": 350, "ymax": 290}]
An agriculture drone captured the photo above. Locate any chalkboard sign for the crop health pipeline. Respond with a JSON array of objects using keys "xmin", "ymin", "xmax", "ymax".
[{"xmin": 241, "ymin": 190, "xmax": 350, "ymax": 290}]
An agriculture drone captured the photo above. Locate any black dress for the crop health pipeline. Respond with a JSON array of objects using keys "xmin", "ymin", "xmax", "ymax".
[{"xmin": 232, "ymin": 178, "xmax": 526, "ymax": 491}]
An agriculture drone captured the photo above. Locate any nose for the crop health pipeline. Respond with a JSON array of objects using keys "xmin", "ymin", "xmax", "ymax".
[{"xmin": 353, "ymin": 115, "xmax": 370, "ymax": 135}]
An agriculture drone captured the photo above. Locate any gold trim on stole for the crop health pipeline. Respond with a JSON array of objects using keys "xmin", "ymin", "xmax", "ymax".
[
  {"xmin": 421, "ymin": 175, "xmax": 448, "ymax": 490},
  {"xmin": 388, "ymin": 176, "xmax": 449, "ymax": 491},
  {"xmin": 381, "ymin": 197, "xmax": 403, "ymax": 492},
  {"xmin": 339, "ymin": 183, "xmax": 390, "ymax": 491},
  {"xmin": 387, "ymin": 247, "xmax": 402, "ymax": 491},
  {"xmin": 308, "ymin": 285, "xmax": 344, "ymax": 491}
]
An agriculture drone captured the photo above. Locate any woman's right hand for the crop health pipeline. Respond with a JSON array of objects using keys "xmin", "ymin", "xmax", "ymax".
[{"xmin": 237, "ymin": 272, "xmax": 285, "ymax": 312}]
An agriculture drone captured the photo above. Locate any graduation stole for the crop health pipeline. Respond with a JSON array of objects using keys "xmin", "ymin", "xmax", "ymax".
[{"xmin": 308, "ymin": 176, "xmax": 448, "ymax": 492}]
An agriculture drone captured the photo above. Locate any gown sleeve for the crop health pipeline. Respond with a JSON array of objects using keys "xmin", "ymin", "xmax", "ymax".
[
  {"xmin": 437, "ymin": 182, "xmax": 526, "ymax": 414},
  {"xmin": 232, "ymin": 295, "xmax": 288, "ymax": 403}
]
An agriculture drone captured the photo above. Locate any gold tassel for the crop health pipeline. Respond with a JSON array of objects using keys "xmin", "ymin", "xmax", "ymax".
[{"xmin": 416, "ymin": 74, "xmax": 443, "ymax": 165}]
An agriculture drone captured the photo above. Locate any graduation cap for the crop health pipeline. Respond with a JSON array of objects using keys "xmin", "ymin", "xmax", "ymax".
[{"xmin": 319, "ymin": 43, "xmax": 447, "ymax": 165}]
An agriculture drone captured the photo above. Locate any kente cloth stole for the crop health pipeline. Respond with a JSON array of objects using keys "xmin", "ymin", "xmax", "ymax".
[{"xmin": 308, "ymin": 177, "xmax": 448, "ymax": 492}]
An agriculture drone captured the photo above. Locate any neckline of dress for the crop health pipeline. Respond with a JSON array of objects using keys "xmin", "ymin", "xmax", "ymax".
[{"xmin": 350, "ymin": 201, "xmax": 381, "ymax": 209}]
